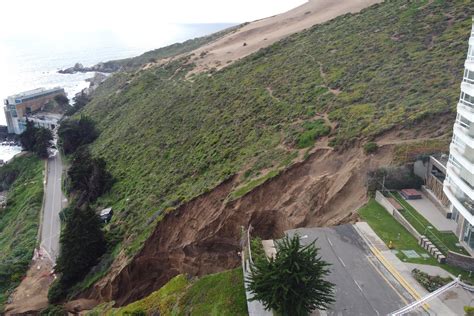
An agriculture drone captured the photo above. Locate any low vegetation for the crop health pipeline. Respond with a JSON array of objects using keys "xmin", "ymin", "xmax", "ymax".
[
  {"xmin": 102, "ymin": 24, "xmax": 241, "ymax": 71},
  {"xmin": 411, "ymin": 268, "xmax": 452, "ymax": 292},
  {"xmin": 391, "ymin": 192, "xmax": 468, "ymax": 255},
  {"xmin": 90, "ymin": 269, "xmax": 247, "ymax": 315},
  {"xmin": 358, "ymin": 199, "xmax": 474, "ymax": 283},
  {"xmin": 297, "ymin": 119, "xmax": 331, "ymax": 148},
  {"xmin": 393, "ymin": 138, "xmax": 451, "ymax": 164},
  {"xmin": 0, "ymin": 155, "xmax": 44, "ymax": 311},
  {"xmin": 77, "ymin": 1, "xmax": 471, "ymax": 266},
  {"xmin": 57, "ymin": 0, "xmax": 473, "ymax": 298}
]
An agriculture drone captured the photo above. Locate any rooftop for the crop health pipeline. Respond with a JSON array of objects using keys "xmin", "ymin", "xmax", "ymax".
[{"xmin": 5, "ymin": 87, "xmax": 64, "ymax": 103}]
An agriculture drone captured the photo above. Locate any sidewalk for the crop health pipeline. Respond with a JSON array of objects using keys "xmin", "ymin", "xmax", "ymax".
[
  {"xmin": 405, "ymin": 193, "xmax": 456, "ymax": 233},
  {"xmin": 355, "ymin": 222, "xmax": 457, "ymax": 315}
]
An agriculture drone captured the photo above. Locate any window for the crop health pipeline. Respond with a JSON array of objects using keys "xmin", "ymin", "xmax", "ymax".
[
  {"xmin": 449, "ymin": 153, "xmax": 462, "ymax": 169},
  {"xmin": 464, "ymin": 69, "xmax": 474, "ymax": 84},
  {"xmin": 452, "ymin": 135, "xmax": 466, "ymax": 151},
  {"xmin": 462, "ymin": 221, "xmax": 474, "ymax": 251},
  {"xmin": 460, "ymin": 91, "xmax": 474, "ymax": 107},
  {"xmin": 452, "ymin": 207, "xmax": 460, "ymax": 222},
  {"xmin": 469, "ymin": 45, "xmax": 474, "ymax": 60},
  {"xmin": 456, "ymin": 113, "xmax": 471, "ymax": 129}
]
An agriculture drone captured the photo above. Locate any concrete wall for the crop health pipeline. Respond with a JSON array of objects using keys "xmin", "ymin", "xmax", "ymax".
[
  {"xmin": 15, "ymin": 92, "xmax": 63, "ymax": 118},
  {"xmin": 414, "ymin": 160, "xmax": 428, "ymax": 180},
  {"xmin": 375, "ymin": 191, "xmax": 421, "ymax": 241},
  {"xmin": 375, "ymin": 191, "xmax": 395, "ymax": 215},
  {"xmin": 446, "ymin": 250, "xmax": 474, "ymax": 271}
]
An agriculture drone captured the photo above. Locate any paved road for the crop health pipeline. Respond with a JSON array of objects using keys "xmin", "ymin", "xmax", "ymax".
[
  {"xmin": 286, "ymin": 225, "xmax": 420, "ymax": 316},
  {"xmin": 40, "ymin": 151, "xmax": 66, "ymax": 263}
]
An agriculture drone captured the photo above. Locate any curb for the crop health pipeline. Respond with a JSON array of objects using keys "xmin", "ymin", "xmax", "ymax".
[
  {"xmin": 36, "ymin": 159, "xmax": 48, "ymax": 249},
  {"xmin": 353, "ymin": 224, "xmax": 429, "ymax": 311}
]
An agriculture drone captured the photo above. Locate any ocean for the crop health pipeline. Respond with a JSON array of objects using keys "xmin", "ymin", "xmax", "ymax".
[{"xmin": 0, "ymin": 23, "xmax": 235, "ymax": 160}]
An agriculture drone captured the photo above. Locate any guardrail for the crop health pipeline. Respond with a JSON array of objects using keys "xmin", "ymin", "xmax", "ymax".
[{"xmin": 390, "ymin": 276, "xmax": 465, "ymax": 315}]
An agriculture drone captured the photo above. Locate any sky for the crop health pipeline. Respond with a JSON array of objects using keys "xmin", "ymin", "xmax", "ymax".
[{"xmin": 0, "ymin": 0, "xmax": 307, "ymax": 40}]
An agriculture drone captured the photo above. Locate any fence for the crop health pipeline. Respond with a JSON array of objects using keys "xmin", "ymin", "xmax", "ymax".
[
  {"xmin": 240, "ymin": 225, "xmax": 272, "ymax": 316},
  {"xmin": 375, "ymin": 191, "xmax": 445, "ymax": 263}
]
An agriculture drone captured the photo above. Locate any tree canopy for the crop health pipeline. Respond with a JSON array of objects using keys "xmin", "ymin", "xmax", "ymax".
[
  {"xmin": 67, "ymin": 147, "xmax": 112, "ymax": 204},
  {"xmin": 50, "ymin": 204, "xmax": 106, "ymax": 302},
  {"xmin": 248, "ymin": 234, "xmax": 334, "ymax": 315},
  {"xmin": 58, "ymin": 116, "xmax": 98, "ymax": 155},
  {"xmin": 19, "ymin": 120, "xmax": 53, "ymax": 158}
]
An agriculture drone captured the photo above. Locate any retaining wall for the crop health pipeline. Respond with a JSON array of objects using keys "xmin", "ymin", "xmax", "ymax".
[{"xmin": 446, "ymin": 250, "xmax": 474, "ymax": 271}]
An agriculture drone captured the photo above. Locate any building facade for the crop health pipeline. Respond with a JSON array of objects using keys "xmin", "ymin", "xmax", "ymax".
[
  {"xmin": 3, "ymin": 87, "xmax": 65, "ymax": 134},
  {"xmin": 443, "ymin": 20, "xmax": 474, "ymax": 254}
]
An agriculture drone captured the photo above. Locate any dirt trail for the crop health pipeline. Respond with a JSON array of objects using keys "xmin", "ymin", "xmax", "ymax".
[{"xmin": 78, "ymin": 144, "xmax": 393, "ymax": 307}]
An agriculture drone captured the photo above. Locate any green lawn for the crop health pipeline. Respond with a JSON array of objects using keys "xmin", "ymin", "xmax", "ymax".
[
  {"xmin": 358, "ymin": 199, "xmax": 474, "ymax": 284},
  {"xmin": 391, "ymin": 192, "xmax": 468, "ymax": 255}
]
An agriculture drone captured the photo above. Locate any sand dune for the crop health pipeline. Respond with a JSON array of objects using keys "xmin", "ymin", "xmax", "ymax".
[{"xmin": 186, "ymin": 0, "xmax": 382, "ymax": 74}]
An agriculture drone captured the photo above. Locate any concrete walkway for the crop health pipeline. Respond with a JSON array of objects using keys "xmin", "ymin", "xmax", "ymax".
[
  {"xmin": 355, "ymin": 222, "xmax": 457, "ymax": 315},
  {"xmin": 405, "ymin": 193, "xmax": 457, "ymax": 233}
]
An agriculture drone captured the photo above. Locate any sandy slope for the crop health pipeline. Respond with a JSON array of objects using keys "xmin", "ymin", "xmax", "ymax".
[{"xmin": 186, "ymin": 0, "xmax": 382, "ymax": 74}]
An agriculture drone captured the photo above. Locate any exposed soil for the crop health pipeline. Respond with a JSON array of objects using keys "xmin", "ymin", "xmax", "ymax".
[
  {"xmin": 5, "ymin": 256, "xmax": 54, "ymax": 315},
  {"xmin": 163, "ymin": 0, "xmax": 382, "ymax": 75},
  {"xmin": 78, "ymin": 144, "xmax": 394, "ymax": 307}
]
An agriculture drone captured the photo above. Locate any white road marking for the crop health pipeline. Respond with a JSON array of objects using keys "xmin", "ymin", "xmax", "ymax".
[
  {"xmin": 327, "ymin": 237, "xmax": 333, "ymax": 247},
  {"xmin": 48, "ymin": 157, "xmax": 57, "ymax": 252},
  {"xmin": 338, "ymin": 257, "xmax": 346, "ymax": 267}
]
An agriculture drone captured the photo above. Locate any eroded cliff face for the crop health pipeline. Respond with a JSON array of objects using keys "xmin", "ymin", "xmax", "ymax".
[{"xmin": 80, "ymin": 145, "xmax": 393, "ymax": 306}]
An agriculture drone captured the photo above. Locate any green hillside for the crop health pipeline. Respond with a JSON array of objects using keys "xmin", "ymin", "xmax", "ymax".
[
  {"xmin": 79, "ymin": 0, "xmax": 471, "ymax": 276},
  {"xmin": 89, "ymin": 269, "xmax": 247, "ymax": 315},
  {"xmin": 101, "ymin": 24, "xmax": 242, "ymax": 71},
  {"xmin": 0, "ymin": 155, "xmax": 44, "ymax": 311}
]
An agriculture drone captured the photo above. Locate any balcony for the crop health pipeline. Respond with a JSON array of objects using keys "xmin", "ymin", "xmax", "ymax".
[
  {"xmin": 446, "ymin": 162, "xmax": 474, "ymax": 200},
  {"xmin": 444, "ymin": 182, "xmax": 474, "ymax": 226}
]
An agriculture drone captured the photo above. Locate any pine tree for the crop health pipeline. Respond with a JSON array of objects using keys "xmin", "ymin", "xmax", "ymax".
[
  {"xmin": 55, "ymin": 205, "xmax": 106, "ymax": 285},
  {"xmin": 33, "ymin": 127, "xmax": 53, "ymax": 158},
  {"xmin": 248, "ymin": 234, "xmax": 335, "ymax": 315}
]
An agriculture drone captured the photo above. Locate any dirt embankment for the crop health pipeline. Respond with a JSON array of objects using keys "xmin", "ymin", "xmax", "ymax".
[{"xmin": 79, "ymin": 145, "xmax": 393, "ymax": 307}]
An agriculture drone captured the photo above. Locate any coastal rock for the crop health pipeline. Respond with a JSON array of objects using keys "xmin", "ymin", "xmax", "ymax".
[{"xmin": 58, "ymin": 61, "xmax": 121, "ymax": 74}]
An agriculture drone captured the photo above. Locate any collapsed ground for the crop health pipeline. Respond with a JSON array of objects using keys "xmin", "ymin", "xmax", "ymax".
[{"xmin": 64, "ymin": 0, "xmax": 472, "ymax": 309}]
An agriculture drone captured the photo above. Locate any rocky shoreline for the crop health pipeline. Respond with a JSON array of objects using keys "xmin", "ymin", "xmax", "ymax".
[{"xmin": 58, "ymin": 61, "xmax": 121, "ymax": 74}]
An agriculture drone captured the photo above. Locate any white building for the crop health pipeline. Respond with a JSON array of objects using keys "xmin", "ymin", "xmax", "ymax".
[
  {"xmin": 443, "ymin": 19, "xmax": 474, "ymax": 254},
  {"xmin": 3, "ymin": 87, "xmax": 65, "ymax": 134}
]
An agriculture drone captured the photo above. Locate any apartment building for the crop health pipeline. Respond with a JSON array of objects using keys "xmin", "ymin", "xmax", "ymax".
[{"xmin": 443, "ymin": 19, "xmax": 474, "ymax": 254}]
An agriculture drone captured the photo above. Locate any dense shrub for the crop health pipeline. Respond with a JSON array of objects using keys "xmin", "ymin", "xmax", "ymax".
[
  {"xmin": 411, "ymin": 268, "xmax": 451, "ymax": 292},
  {"xmin": 367, "ymin": 166, "xmax": 423, "ymax": 192},
  {"xmin": 51, "ymin": 205, "xmax": 106, "ymax": 302},
  {"xmin": 39, "ymin": 304, "xmax": 67, "ymax": 316},
  {"xmin": 67, "ymin": 148, "xmax": 113, "ymax": 204},
  {"xmin": 297, "ymin": 120, "xmax": 331, "ymax": 148},
  {"xmin": 19, "ymin": 120, "xmax": 53, "ymax": 158},
  {"xmin": 363, "ymin": 142, "xmax": 378, "ymax": 154},
  {"xmin": 58, "ymin": 116, "xmax": 98, "ymax": 155}
]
